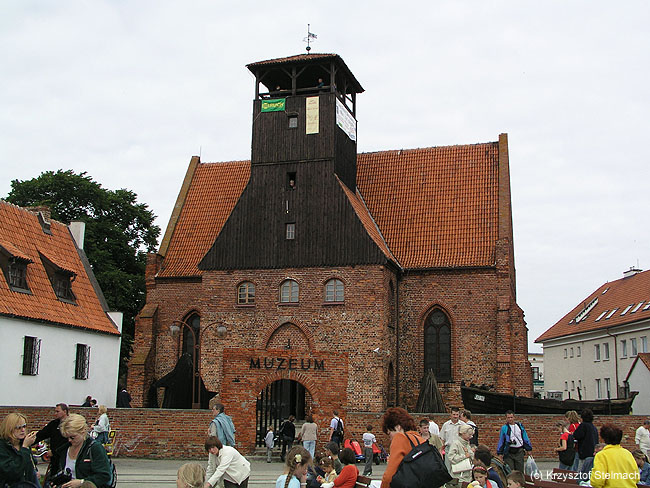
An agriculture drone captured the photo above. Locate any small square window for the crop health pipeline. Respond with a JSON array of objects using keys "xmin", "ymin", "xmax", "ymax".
[
  {"xmin": 631, "ymin": 338, "xmax": 637, "ymax": 356},
  {"xmin": 286, "ymin": 223, "xmax": 295, "ymax": 240},
  {"xmin": 642, "ymin": 336, "xmax": 648, "ymax": 353},
  {"xmin": 286, "ymin": 172, "xmax": 296, "ymax": 190},
  {"xmin": 288, "ymin": 115, "xmax": 298, "ymax": 129},
  {"xmin": 570, "ymin": 347, "xmax": 574, "ymax": 358},
  {"xmin": 621, "ymin": 339, "xmax": 627, "ymax": 358},
  {"xmin": 596, "ymin": 379, "xmax": 601, "ymax": 398},
  {"xmin": 577, "ymin": 346, "xmax": 581, "ymax": 357},
  {"xmin": 603, "ymin": 342, "xmax": 610, "ymax": 360},
  {"xmin": 237, "ymin": 282, "xmax": 255, "ymax": 305},
  {"xmin": 564, "ymin": 348, "xmax": 567, "ymax": 359},
  {"xmin": 594, "ymin": 344, "xmax": 601, "ymax": 361},
  {"xmin": 571, "ymin": 381, "xmax": 575, "ymax": 391},
  {"xmin": 564, "ymin": 381, "xmax": 568, "ymax": 391}
]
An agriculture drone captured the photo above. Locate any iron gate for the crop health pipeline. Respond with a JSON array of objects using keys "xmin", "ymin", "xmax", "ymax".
[{"xmin": 256, "ymin": 379, "xmax": 306, "ymax": 446}]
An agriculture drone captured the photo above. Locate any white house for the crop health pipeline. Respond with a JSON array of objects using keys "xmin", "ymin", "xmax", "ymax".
[
  {"xmin": 528, "ymin": 352, "xmax": 544, "ymax": 397},
  {"xmin": 0, "ymin": 201, "xmax": 122, "ymax": 407},
  {"xmin": 536, "ymin": 268, "xmax": 650, "ymax": 401},
  {"xmin": 625, "ymin": 352, "xmax": 650, "ymax": 415}
]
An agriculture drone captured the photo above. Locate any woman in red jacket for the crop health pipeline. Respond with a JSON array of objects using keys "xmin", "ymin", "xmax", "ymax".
[
  {"xmin": 380, "ymin": 407, "xmax": 425, "ymax": 488},
  {"xmin": 333, "ymin": 448, "xmax": 358, "ymax": 488}
]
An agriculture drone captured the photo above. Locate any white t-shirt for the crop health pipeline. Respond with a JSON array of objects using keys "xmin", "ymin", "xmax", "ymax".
[
  {"xmin": 636, "ymin": 426, "xmax": 650, "ymax": 450},
  {"xmin": 429, "ymin": 420, "xmax": 440, "ymax": 436},
  {"xmin": 362, "ymin": 432, "xmax": 376, "ymax": 448},
  {"xmin": 65, "ymin": 451, "xmax": 76, "ymax": 478}
]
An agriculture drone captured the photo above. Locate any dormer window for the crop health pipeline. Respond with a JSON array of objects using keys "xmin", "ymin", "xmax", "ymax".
[
  {"xmin": 40, "ymin": 252, "xmax": 77, "ymax": 304},
  {"xmin": 0, "ymin": 244, "xmax": 32, "ymax": 294}
]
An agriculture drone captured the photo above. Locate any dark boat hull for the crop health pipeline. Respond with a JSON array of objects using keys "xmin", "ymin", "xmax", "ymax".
[{"xmin": 461, "ymin": 386, "xmax": 637, "ymax": 415}]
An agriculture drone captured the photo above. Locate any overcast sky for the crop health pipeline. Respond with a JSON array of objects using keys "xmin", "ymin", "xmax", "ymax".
[{"xmin": 2, "ymin": 1, "xmax": 649, "ymax": 352}]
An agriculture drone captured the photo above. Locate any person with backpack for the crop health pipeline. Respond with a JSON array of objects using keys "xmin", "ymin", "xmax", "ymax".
[
  {"xmin": 555, "ymin": 421, "xmax": 576, "ymax": 470},
  {"xmin": 54, "ymin": 413, "xmax": 114, "ymax": 488},
  {"xmin": 572, "ymin": 408, "xmax": 599, "ymax": 472},
  {"xmin": 329, "ymin": 411, "xmax": 344, "ymax": 447},
  {"xmin": 279, "ymin": 416, "xmax": 296, "ymax": 462},
  {"xmin": 496, "ymin": 411, "xmax": 532, "ymax": 473}
]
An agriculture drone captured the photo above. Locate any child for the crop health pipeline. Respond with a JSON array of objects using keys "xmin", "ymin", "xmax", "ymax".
[
  {"xmin": 506, "ymin": 470, "xmax": 526, "ymax": 488},
  {"xmin": 276, "ymin": 446, "xmax": 312, "ymax": 488},
  {"xmin": 470, "ymin": 464, "xmax": 498, "ymax": 488},
  {"xmin": 362, "ymin": 424, "xmax": 376, "ymax": 476},
  {"xmin": 265, "ymin": 426, "xmax": 275, "ymax": 463},
  {"xmin": 317, "ymin": 457, "xmax": 337, "ymax": 487},
  {"xmin": 324, "ymin": 441, "xmax": 343, "ymax": 474}
]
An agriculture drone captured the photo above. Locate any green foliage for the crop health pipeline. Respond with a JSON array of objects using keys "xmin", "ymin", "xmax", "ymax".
[{"xmin": 6, "ymin": 169, "xmax": 160, "ymax": 384}]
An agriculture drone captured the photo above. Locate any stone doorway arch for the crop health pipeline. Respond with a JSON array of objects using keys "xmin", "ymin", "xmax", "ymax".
[{"xmin": 255, "ymin": 378, "xmax": 313, "ymax": 446}]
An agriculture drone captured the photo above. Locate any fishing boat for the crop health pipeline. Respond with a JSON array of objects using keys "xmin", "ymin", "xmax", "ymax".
[{"xmin": 461, "ymin": 385, "xmax": 637, "ymax": 415}]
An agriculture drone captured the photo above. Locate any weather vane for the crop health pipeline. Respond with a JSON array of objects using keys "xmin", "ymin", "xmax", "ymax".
[{"xmin": 304, "ymin": 24, "xmax": 317, "ymax": 53}]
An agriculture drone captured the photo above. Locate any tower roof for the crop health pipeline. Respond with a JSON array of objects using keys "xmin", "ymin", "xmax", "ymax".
[{"xmin": 246, "ymin": 53, "xmax": 364, "ymax": 94}]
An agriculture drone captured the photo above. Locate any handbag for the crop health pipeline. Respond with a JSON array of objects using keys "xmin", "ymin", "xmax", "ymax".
[
  {"xmin": 451, "ymin": 457, "xmax": 472, "ymax": 474},
  {"xmin": 390, "ymin": 433, "xmax": 452, "ymax": 488}
]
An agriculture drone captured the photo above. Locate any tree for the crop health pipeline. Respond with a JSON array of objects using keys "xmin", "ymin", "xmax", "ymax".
[{"xmin": 5, "ymin": 170, "xmax": 161, "ymax": 385}]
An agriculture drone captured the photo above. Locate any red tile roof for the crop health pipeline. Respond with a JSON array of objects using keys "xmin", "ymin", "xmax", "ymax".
[
  {"xmin": 158, "ymin": 161, "xmax": 250, "ymax": 277},
  {"xmin": 357, "ymin": 144, "xmax": 499, "ymax": 269},
  {"xmin": 158, "ymin": 141, "xmax": 502, "ymax": 277},
  {"xmin": 536, "ymin": 269, "xmax": 650, "ymax": 342},
  {"xmin": 0, "ymin": 201, "xmax": 120, "ymax": 335}
]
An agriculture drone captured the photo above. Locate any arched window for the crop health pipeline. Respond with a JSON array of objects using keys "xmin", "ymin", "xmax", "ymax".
[
  {"xmin": 182, "ymin": 313, "xmax": 201, "ymax": 358},
  {"xmin": 324, "ymin": 279, "xmax": 344, "ymax": 302},
  {"xmin": 424, "ymin": 308, "xmax": 451, "ymax": 382},
  {"xmin": 280, "ymin": 280, "xmax": 299, "ymax": 303},
  {"xmin": 238, "ymin": 281, "xmax": 255, "ymax": 304}
]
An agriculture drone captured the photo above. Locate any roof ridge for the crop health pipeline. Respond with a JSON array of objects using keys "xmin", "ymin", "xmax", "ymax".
[{"xmin": 358, "ymin": 141, "xmax": 498, "ymax": 156}]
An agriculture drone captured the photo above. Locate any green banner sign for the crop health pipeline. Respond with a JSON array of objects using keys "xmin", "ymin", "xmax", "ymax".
[{"xmin": 261, "ymin": 98, "xmax": 286, "ymax": 112}]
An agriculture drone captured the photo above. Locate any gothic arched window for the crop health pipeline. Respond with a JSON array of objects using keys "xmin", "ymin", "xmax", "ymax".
[{"xmin": 424, "ymin": 308, "xmax": 451, "ymax": 381}]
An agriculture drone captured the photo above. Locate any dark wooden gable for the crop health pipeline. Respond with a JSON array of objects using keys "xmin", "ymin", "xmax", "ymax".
[
  {"xmin": 199, "ymin": 54, "xmax": 386, "ymax": 271},
  {"xmin": 197, "ymin": 159, "xmax": 389, "ymax": 270}
]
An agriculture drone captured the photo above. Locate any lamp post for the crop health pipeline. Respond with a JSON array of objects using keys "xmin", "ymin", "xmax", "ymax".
[{"xmin": 170, "ymin": 319, "xmax": 228, "ymax": 410}]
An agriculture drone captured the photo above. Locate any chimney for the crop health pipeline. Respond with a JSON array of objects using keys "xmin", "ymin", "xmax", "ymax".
[
  {"xmin": 623, "ymin": 267, "xmax": 642, "ymax": 278},
  {"xmin": 26, "ymin": 206, "xmax": 52, "ymax": 235},
  {"xmin": 68, "ymin": 221, "xmax": 86, "ymax": 249},
  {"xmin": 26, "ymin": 206, "xmax": 51, "ymax": 221}
]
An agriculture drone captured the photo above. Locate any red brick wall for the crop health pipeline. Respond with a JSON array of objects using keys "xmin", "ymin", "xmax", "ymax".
[{"xmin": 3, "ymin": 406, "xmax": 644, "ymax": 460}]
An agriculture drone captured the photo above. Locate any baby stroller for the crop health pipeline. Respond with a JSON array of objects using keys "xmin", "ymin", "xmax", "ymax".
[{"xmin": 343, "ymin": 439, "xmax": 365, "ymax": 462}]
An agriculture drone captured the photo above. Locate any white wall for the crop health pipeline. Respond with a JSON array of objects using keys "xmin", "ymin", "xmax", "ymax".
[
  {"xmin": 0, "ymin": 315, "xmax": 120, "ymax": 407},
  {"xmin": 627, "ymin": 363, "xmax": 650, "ymax": 415},
  {"xmin": 542, "ymin": 320, "xmax": 650, "ymax": 400}
]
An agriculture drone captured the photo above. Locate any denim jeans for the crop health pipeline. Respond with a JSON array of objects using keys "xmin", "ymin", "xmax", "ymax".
[{"xmin": 303, "ymin": 440, "xmax": 316, "ymax": 457}]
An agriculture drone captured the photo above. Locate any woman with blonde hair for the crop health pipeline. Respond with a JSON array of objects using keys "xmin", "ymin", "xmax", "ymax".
[
  {"xmin": 275, "ymin": 446, "xmax": 312, "ymax": 488},
  {"xmin": 565, "ymin": 410, "xmax": 580, "ymax": 470},
  {"xmin": 53, "ymin": 413, "xmax": 112, "ymax": 488},
  {"xmin": 0, "ymin": 412, "xmax": 39, "ymax": 486},
  {"xmin": 176, "ymin": 462, "xmax": 205, "ymax": 488},
  {"xmin": 92, "ymin": 406, "xmax": 110, "ymax": 445}
]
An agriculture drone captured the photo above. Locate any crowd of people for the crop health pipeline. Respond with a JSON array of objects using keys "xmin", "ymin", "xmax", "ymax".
[{"xmin": 2, "ymin": 399, "xmax": 649, "ymax": 488}]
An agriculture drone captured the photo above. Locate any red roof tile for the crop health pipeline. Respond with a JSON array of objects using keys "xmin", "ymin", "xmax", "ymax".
[
  {"xmin": 536, "ymin": 269, "xmax": 650, "ymax": 342},
  {"xmin": 158, "ymin": 161, "xmax": 250, "ymax": 277},
  {"xmin": 158, "ymin": 142, "xmax": 502, "ymax": 276},
  {"xmin": 0, "ymin": 201, "xmax": 120, "ymax": 335},
  {"xmin": 357, "ymin": 144, "xmax": 499, "ymax": 269}
]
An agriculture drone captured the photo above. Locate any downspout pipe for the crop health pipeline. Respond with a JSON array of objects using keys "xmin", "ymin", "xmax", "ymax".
[
  {"xmin": 395, "ymin": 271, "xmax": 401, "ymax": 406},
  {"xmin": 605, "ymin": 329, "xmax": 619, "ymax": 399}
]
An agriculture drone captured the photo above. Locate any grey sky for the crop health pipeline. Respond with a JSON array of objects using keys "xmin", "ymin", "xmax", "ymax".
[{"xmin": 2, "ymin": 1, "xmax": 649, "ymax": 352}]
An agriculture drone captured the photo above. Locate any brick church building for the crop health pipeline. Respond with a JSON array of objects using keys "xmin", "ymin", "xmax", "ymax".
[{"xmin": 128, "ymin": 53, "xmax": 532, "ymax": 450}]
